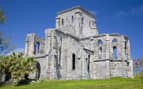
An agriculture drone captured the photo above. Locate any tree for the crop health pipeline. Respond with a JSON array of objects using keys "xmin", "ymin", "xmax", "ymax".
[
  {"xmin": 0, "ymin": 32, "xmax": 12, "ymax": 55},
  {"xmin": 0, "ymin": 8, "xmax": 14, "ymax": 55},
  {"xmin": 0, "ymin": 8, "xmax": 5, "ymax": 23},
  {"xmin": 0, "ymin": 53, "xmax": 36, "ymax": 85}
]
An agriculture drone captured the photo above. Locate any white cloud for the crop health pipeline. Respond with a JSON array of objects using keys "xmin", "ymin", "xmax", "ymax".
[
  {"xmin": 116, "ymin": 11, "xmax": 128, "ymax": 17},
  {"xmin": 115, "ymin": 4, "xmax": 143, "ymax": 17},
  {"xmin": 131, "ymin": 4, "xmax": 143, "ymax": 15}
]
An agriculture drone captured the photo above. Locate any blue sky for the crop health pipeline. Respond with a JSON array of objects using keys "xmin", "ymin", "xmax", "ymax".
[{"xmin": 0, "ymin": 0, "xmax": 143, "ymax": 59}]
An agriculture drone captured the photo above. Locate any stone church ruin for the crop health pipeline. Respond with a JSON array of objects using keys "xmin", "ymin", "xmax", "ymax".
[{"xmin": 25, "ymin": 6, "xmax": 133, "ymax": 80}]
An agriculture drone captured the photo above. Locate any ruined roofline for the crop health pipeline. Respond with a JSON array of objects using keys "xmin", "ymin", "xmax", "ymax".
[
  {"xmin": 57, "ymin": 6, "xmax": 95, "ymax": 18},
  {"xmin": 55, "ymin": 29, "xmax": 80, "ymax": 41},
  {"xmin": 25, "ymin": 33, "xmax": 45, "ymax": 41},
  {"xmin": 80, "ymin": 33, "xmax": 128, "ymax": 41},
  {"xmin": 80, "ymin": 34, "xmax": 107, "ymax": 40},
  {"xmin": 109, "ymin": 33, "xmax": 129, "ymax": 40}
]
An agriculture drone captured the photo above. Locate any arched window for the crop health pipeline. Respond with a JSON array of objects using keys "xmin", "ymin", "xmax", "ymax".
[
  {"xmin": 34, "ymin": 42, "xmax": 40, "ymax": 54},
  {"xmin": 35, "ymin": 62, "xmax": 41, "ymax": 80},
  {"xmin": 113, "ymin": 46, "xmax": 117, "ymax": 60},
  {"xmin": 87, "ymin": 55, "xmax": 90, "ymax": 73},
  {"xmin": 72, "ymin": 53, "xmax": 76, "ymax": 70},
  {"xmin": 72, "ymin": 16, "xmax": 74, "ymax": 23},
  {"xmin": 61, "ymin": 19, "xmax": 64, "ymax": 25},
  {"xmin": 99, "ymin": 47, "xmax": 102, "ymax": 59},
  {"xmin": 112, "ymin": 38, "xmax": 117, "ymax": 43},
  {"xmin": 81, "ymin": 17, "xmax": 84, "ymax": 24},
  {"xmin": 98, "ymin": 40, "xmax": 103, "ymax": 46}
]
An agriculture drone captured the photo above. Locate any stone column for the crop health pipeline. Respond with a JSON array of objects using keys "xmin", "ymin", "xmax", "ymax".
[{"xmin": 25, "ymin": 33, "xmax": 35, "ymax": 56}]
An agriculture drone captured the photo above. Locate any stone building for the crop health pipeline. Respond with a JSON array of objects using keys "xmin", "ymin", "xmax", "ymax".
[{"xmin": 25, "ymin": 6, "xmax": 133, "ymax": 80}]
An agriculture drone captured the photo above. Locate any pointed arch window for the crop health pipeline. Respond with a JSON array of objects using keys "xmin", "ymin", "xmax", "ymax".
[
  {"xmin": 72, "ymin": 16, "xmax": 74, "ymax": 23},
  {"xmin": 98, "ymin": 40, "xmax": 103, "ymax": 46},
  {"xmin": 34, "ymin": 42, "xmax": 40, "ymax": 54},
  {"xmin": 61, "ymin": 19, "xmax": 64, "ymax": 25},
  {"xmin": 72, "ymin": 53, "xmax": 76, "ymax": 70},
  {"xmin": 112, "ymin": 38, "xmax": 117, "ymax": 43},
  {"xmin": 99, "ymin": 47, "xmax": 102, "ymax": 59},
  {"xmin": 113, "ymin": 46, "xmax": 117, "ymax": 60}
]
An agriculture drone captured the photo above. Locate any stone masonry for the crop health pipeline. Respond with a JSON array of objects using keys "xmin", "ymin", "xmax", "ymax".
[{"xmin": 25, "ymin": 6, "xmax": 134, "ymax": 80}]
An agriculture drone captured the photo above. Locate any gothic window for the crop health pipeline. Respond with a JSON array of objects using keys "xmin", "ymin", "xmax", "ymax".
[
  {"xmin": 87, "ymin": 55, "xmax": 90, "ymax": 73},
  {"xmin": 35, "ymin": 62, "xmax": 41, "ymax": 80},
  {"xmin": 98, "ymin": 40, "xmax": 103, "ymax": 46},
  {"xmin": 72, "ymin": 53, "xmax": 76, "ymax": 70},
  {"xmin": 34, "ymin": 42, "xmax": 40, "ymax": 54},
  {"xmin": 112, "ymin": 38, "xmax": 117, "ymax": 43},
  {"xmin": 81, "ymin": 17, "xmax": 84, "ymax": 24},
  {"xmin": 62, "ymin": 18, "xmax": 64, "ymax": 25},
  {"xmin": 89, "ymin": 20, "xmax": 95, "ymax": 28},
  {"xmin": 99, "ymin": 47, "xmax": 102, "ymax": 59},
  {"xmin": 125, "ymin": 41, "xmax": 128, "ymax": 56},
  {"xmin": 113, "ymin": 46, "xmax": 117, "ymax": 60},
  {"xmin": 72, "ymin": 16, "xmax": 74, "ymax": 23},
  {"xmin": 58, "ymin": 18, "xmax": 60, "ymax": 27}
]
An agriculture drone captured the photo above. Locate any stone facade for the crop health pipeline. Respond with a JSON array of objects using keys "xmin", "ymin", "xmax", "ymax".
[{"xmin": 25, "ymin": 6, "xmax": 133, "ymax": 80}]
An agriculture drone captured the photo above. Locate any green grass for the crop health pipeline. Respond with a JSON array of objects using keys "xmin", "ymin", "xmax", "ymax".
[{"xmin": 0, "ymin": 77, "xmax": 143, "ymax": 89}]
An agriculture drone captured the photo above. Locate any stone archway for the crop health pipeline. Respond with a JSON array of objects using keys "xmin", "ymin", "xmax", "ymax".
[{"xmin": 35, "ymin": 62, "xmax": 41, "ymax": 80}]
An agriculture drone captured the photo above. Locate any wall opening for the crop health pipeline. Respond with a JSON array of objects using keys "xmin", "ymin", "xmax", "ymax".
[
  {"xmin": 35, "ymin": 62, "xmax": 41, "ymax": 80},
  {"xmin": 34, "ymin": 42, "xmax": 40, "ymax": 54},
  {"xmin": 72, "ymin": 16, "xmax": 74, "ymax": 23},
  {"xmin": 72, "ymin": 53, "xmax": 76, "ymax": 70},
  {"xmin": 112, "ymin": 38, "xmax": 117, "ymax": 43},
  {"xmin": 98, "ymin": 40, "xmax": 103, "ymax": 46},
  {"xmin": 87, "ymin": 55, "xmax": 90, "ymax": 73},
  {"xmin": 99, "ymin": 47, "xmax": 102, "ymax": 59},
  {"xmin": 62, "ymin": 19, "xmax": 64, "ymax": 25},
  {"xmin": 57, "ymin": 18, "xmax": 60, "ymax": 27},
  {"xmin": 113, "ymin": 46, "xmax": 117, "ymax": 60},
  {"xmin": 125, "ymin": 41, "xmax": 127, "ymax": 56},
  {"xmin": 81, "ymin": 17, "xmax": 84, "ymax": 24}
]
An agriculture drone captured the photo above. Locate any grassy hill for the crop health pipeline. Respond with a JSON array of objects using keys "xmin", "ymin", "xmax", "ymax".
[{"xmin": 0, "ymin": 77, "xmax": 143, "ymax": 89}]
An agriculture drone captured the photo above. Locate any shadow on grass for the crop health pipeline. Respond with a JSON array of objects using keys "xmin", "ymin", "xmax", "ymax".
[
  {"xmin": 16, "ymin": 79, "xmax": 37, "ymax": 86},
  {"xmin": 0, "ymin": 79, "xmax": 38, "ymax": 87}
]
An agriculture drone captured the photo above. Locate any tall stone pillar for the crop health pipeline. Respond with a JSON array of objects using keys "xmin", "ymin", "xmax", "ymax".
[
  {"xmin": 25, "ymin": 33, "xmax": 35, "ymax": 56},
  {"xmin": 45, "ymin": 29, "xmax": 58, "ymax": 79},
  {"xmin": 105, "ymin": 34, "xmax": 110, "ymax": 78}
]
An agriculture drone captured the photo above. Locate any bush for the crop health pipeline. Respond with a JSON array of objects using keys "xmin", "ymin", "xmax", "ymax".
[{"xmin": 0, "ymin": 53, "xmax": 36, "ymax": 85}]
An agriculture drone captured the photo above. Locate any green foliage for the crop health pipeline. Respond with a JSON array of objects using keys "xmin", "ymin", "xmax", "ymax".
[
  {"xmin": 0, "ymin": 32, "xmax": 15, "ymax": 55},
  {"xmin": 0, "ymin": 53, "xmax": 36, "ymax": 85},
  {"xmin": 0, "ymin": 78, "xmax": 143, "ymax": 89},
  {"xmin": 0, "ymin": 9, "xmax": 5, "ymax": 23}
]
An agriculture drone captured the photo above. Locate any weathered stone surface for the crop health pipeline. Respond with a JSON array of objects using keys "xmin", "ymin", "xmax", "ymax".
[{"xmin": 25, "ymin": 6, "xmax": 134, "ymax": 80}]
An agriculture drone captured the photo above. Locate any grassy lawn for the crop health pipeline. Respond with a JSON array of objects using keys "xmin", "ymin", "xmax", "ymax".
[{"xmin": 0, "ymin": 77, "xmax": 143, "ymax": 89}]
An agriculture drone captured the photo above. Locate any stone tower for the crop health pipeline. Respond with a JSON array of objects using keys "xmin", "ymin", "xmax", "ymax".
[{"xmin": 56, "ymin": 6, "xmax": 98, "ymax": 38}]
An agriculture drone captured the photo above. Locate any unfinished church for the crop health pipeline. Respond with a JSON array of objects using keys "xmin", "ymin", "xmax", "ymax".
[{"xmin": 25, "ymin": 6, "xmax": 133, "ymax": 80}]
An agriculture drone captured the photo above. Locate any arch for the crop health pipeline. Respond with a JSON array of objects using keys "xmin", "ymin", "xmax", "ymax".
[
  {"xmin": 72, "ymin": 53, "xmax": 76, "ymax": 70},
  {"xmin": 112, "ymin": 38, "xmax": 118, "ymax": 43},
  {"xmin": 81, "ymin": 17, "xmax": 84, "ymax": 24},
  {"xmin": 125, "ymin": 41, "xmax": 127, "ymax": 55},
  {"xmin": 99, "ymin": 47, "xmax": 102, "ymax": 59},
  {"xmin": 87, "ymin": 55, "xmax": 90, "ymax": 73},
  {"xmin": 34, "ymin": 42, "xmax": 40, "ymax": 54},
  {"xmin": 61, "ymin": 19, "xmax": 64, "ymax": 25},
  {"xmin": 57, "ymin": 18, "xmax": 60, "ymax": 27},
  {"xmin": 113, "ymin": 46, "xmax": 117, "ymax": 60},
  {"xmin": 72, "ymin": 16, "xmax": 74, "ymax": 23},
  {"xmin": 98, "ymin": 40, "xmax": 103, "ymax": 46},
  {"xmin": 35, "ymin": 62, "xmax": 41, "ymax": 80}
]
